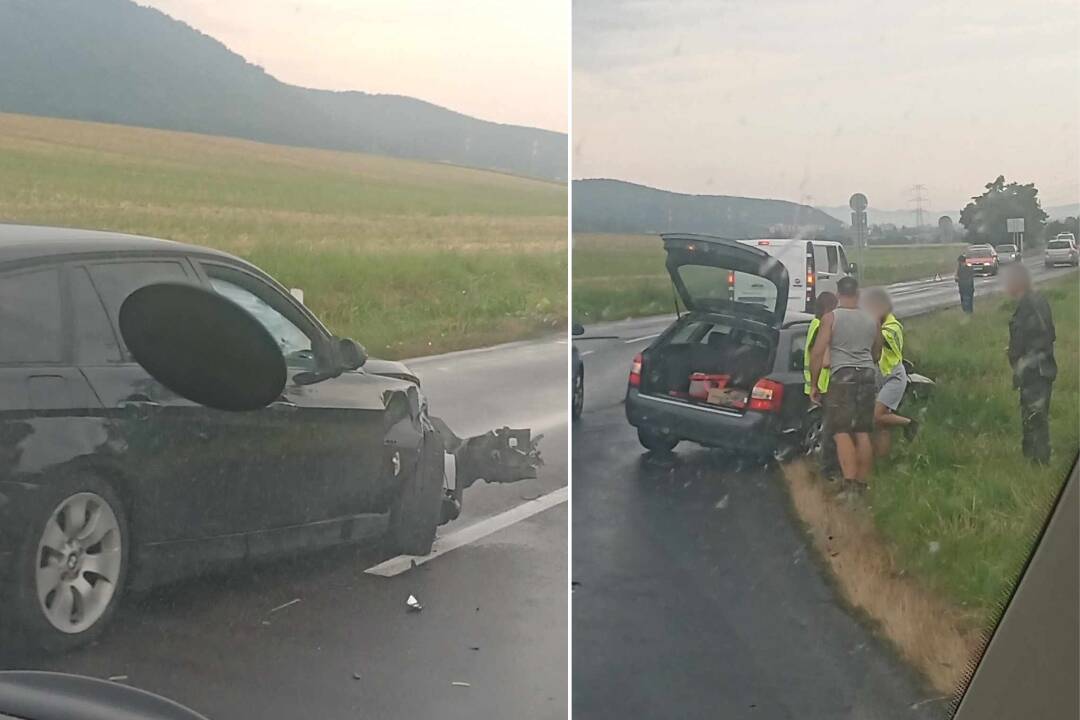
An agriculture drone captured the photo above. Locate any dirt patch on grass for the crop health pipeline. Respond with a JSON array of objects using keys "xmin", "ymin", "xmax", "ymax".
[{"xmin": 780, "ymin": 459, "xmax": 984, "ymax": 695}]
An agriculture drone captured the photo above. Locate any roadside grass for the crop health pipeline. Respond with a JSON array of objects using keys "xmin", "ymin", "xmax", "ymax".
[
  {"xmin": 572, "ymin": 233, "xmax": 966, "ymax": 322},
  {"xmin": 870, "ymin": 276, "xmax": 1079, "ymax": 625},
  {"xmin": 0, "ymin": 112, "xmax": 566, "ymax": 357}
]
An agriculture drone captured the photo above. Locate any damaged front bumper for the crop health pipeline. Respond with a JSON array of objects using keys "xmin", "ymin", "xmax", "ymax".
[{"xmin": 430, "ymin": 418, "xmax": 543, "ymax": 524}]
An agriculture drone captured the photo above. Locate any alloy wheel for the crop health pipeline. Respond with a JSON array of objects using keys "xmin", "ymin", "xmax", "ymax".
[{"xmin": 35, "ymin": 492, "xmax": 123, "ymax": 634}]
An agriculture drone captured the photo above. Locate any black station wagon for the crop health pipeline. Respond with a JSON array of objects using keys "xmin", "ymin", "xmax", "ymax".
[{"xmin": 0, "ymin": 224, "xmax": 534, "ymax": 651}]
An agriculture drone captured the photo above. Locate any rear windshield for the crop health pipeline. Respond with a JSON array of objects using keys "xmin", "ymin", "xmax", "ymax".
[
  {"xmin": 675, "ymin": 264, "xmax": 778, "ymax": 318},
  {"xmin": 1047, "ymin": 240, "xmax": 1072, "ymax": 250},
  {"xmin": 965, "ymin": 247, "xmax": 993, "ymax": 257}
]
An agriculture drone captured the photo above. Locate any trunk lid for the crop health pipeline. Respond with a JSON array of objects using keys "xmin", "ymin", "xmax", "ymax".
[{"xmin": 662, "ymin": 234, "xmax": 789, "ymax": 328}]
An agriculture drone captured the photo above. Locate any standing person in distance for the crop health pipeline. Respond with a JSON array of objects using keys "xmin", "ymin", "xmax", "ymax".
[
  {"xmin": 955, "ymin": 254, "xmax": 976, "ymax": 314},
  {"xmin": 1005, "ymin": 265, "xmax": 1057, "ymax": 465}
]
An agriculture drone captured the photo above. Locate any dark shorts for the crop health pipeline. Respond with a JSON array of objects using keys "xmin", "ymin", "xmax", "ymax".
[{"xmin": 826, "ymin": 367, "xmax": 877, "ymax": 434}]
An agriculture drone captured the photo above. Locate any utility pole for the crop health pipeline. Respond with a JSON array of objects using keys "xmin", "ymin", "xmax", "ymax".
[{"xmin": 909, "ymin": 184, "xmax": 929, "ymax": 236}]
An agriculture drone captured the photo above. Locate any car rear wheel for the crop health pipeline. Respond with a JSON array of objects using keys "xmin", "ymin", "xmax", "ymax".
[
  {"xmin": 10, "ymin": 477, "xmax": 128, "ymax": 653},
  {"xmin": 637, "ymin": 428, "xmax": 678, "ymax": 453},
  {"xmin": 802, "ymin": 411, "xmax": 825, "ymax": 462}
]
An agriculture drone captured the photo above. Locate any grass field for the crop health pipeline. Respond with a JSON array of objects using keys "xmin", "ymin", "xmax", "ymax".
[
  {"xmin": 572, "ymin": 233, "xmax": 965, "ymax": 322},
  {"xmin": 0, "ymin": 112, "xmax": 566, "ymax": 358},
  {"xmin": 870, "ymin": 276, "xmax": 1078, "ymax": 624}
]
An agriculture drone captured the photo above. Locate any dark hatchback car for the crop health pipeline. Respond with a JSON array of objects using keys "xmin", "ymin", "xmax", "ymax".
[
  {"xmin": 0, "ymin": 224, "xmax": 533, "ymax": 651},
  {"xmin": 626, "ymin": 234, "xmax": 818, "ymax": 458}
]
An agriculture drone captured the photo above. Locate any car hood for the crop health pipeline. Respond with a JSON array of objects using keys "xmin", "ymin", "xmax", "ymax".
[{"xmin": 363, "ymin": 357, "xmax": 419, "ymax": 385}]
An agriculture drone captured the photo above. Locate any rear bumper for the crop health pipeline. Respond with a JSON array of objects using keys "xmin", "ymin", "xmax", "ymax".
[{"xmin": 626, "ymin": 389, "xmax": 782, "ymax": 452}]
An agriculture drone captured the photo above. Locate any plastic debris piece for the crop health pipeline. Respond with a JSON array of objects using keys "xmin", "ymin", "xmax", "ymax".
[
  {"xmin": 714, "ymin": 495, "xmax": 730, "ymax": 510},
  {"xmin": 108, "ymin": 675, "xmax": 128, "ymax": 682},
  {"xmin": 352, "ymin": 672, "xmax": 362, "ymax": 680},
  {"xmin": 451, "ymin": 681, "xmax": 471, "ymax": 687},
  {"xmin": 406, "ymin": 594, "xmax": 423, "ymax": 612},
  {"xmin": 269, "ymin": 598, "xmax": 301, "ymax": 614}
]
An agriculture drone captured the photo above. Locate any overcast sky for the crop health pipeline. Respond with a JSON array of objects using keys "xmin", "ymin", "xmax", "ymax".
[
  {"xmin": 574, "ymin": 0, "xmax": 1079, "ymax": 210},
  {"xmin": 138, "ymin": 0, "xmax": 568, "ymax": 133}
]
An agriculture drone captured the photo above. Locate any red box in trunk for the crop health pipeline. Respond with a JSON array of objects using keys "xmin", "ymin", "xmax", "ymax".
[{"xmin": 688, "ymin": 372, "xmax": 730, "ymax": 400}]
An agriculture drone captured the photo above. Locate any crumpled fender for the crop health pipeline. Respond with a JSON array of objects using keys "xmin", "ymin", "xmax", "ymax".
[{"xmin": 429, "ymin": 417, "xmax": 542, "ymax": 490}]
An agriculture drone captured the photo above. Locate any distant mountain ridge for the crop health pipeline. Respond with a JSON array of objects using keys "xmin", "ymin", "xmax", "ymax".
[
  {"xmin": 0, "ymin": 0, "xmax": 566, "ymax": 181},
  {"xmin": 573, "ymin": 179, "xmax": 844, "ymax": 238},
  {"xmin": 819, "ymin": 202, "xmax": 1078, "ymax": 227}
]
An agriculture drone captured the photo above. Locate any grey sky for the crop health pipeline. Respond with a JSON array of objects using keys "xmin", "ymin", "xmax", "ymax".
[
  {"xmin": 574, "ymin": 0, "xmax": 1079, "ymax": 210},
  {"xmin": 138, "ymin": 0, "xmax": 567, "ymax": 132}
]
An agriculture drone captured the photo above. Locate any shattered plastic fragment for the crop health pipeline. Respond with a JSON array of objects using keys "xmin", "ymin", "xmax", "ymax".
[
  {"xmin": 451, "ymin": 681, "xmax": 471, "ymax": 687},
  {"xmin": 406, "ymin": 594, "xmax": 423, "ymax": 612},
  {"xmin": 714, "ymin": 494, "xmax": 730, "ymax": 510}
]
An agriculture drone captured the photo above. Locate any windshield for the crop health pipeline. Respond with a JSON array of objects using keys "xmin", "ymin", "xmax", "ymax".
[
  {"xmin": 1048, "ymin": 240, "xmax": 1072, "ymax": 249},
  {"xmin": 965, "ymin": 247, "xmax": 994, "ymax": 257},
  {"xmin": 998, "ymin": 244, "xmax": 1017, "ymax": 252}
]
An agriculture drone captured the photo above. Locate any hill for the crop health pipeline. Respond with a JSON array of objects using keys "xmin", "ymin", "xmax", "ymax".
[
  {"xmin": 573, "ymin": 179, "xmax": 844, "ymax": 238},
  {"xmin": 0, "ymin": 0, "xmax": 566, "ymax": 181}
]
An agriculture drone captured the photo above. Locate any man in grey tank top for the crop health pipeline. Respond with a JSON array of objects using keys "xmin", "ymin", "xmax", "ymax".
[{"xmin": 809, "ymin": 276, "xmax": 882, "ymax": 492}]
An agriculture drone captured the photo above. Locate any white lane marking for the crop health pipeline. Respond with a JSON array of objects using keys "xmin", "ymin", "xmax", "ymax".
[
  {"xmin": 365, "ymin": 486, "xmax": 568, "ymax": 577},
  {"xmin": 624, "ymin": 333, "xmax": 660, "ymax": 344}
]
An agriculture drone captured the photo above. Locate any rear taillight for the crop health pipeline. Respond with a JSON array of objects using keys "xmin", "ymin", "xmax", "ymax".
[
  {"xmin": 629, "ymin": 352, "xmax": 642, "ymax": 387},
  {"xmin": 727, "ymin": 270, "xmax": 735, "ymax": 300},
  {"xmin": 749, "ymin": 378, "xmax": 784, "ymax": 412},
  {"xmin": 805, "ymin": 244, "xmax": 816, "ymax": 310}
]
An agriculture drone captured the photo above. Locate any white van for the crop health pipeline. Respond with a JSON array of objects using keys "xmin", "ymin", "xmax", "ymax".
[{"xmin": 733, "ymin": 238, "xmax": 855, "ymax": 313}]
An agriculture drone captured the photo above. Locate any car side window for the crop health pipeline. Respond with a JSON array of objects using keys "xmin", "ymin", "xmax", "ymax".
[
  {"xmin": 70, "ymin": 267, "xmax": 123, "ymax": 364},
  {"xmin": 0, "ymin": 267, "xmax": 63, "ymax": 364},
  {"xmin": 790, "ymin": 331, "xmax": 808, "ymax": 371},
  {"xmin": 837, "ymin": 246, "xmax": 849, "ymax": 272},
  {"xmin": 208, "ymin": 277, "xmax": 316, "ymax": 368},
  {"xmin": 813, "ymin": 244, "xmax": 830, "ymax": 274}
]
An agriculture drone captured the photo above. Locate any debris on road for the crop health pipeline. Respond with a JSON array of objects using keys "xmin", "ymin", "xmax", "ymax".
[
  {"xmin": 108, "ymin": 675, "xmax": 128, "ymax": 682},
  {"xmin": 352, "ymin": 672, "xmax": 362, "ymax": 680},
  {"xmin": 714, "ymin": 494, "xmax": 730, "ymax": 510},
  {"xmin": 406, "ymin": 594, "xmax": 423, "ymax": 612},
  {"xmin": 451, "ymin": 681, "xmax": 471, "ymax": 688},
  {"xmin": 269, "ymin": 598, "xmax": 302, "ymax": 614}
]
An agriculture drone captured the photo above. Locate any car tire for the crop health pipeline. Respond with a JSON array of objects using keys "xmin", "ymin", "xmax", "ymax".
[
  {"xmin": 637, "ymin": 428, "xmax": 678, "ymax": 453},
  {"xmin": 9, "ymin": 475, "xmax": 128, "ymax": 654},
  {"xmin": 572, "ymin": 367, "xmax": 584, "ymax": 421},
  {"xmin": 388, "ymin": 432, "xmax": 444, "ymax": 556}
]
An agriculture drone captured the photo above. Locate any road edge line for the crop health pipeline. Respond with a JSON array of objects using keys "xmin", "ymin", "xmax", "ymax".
[{"xmin": 364, "ymin": 486, "xmax": 569, "ymax": 577}]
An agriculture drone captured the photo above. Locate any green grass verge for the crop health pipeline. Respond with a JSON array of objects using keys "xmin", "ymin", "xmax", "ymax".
[
  {"xmin": 0, "ymin": 113, "xmax": 566, "ymax": 358},
  {"xmin": 572, "ymin": 233, "xmax": 966, "ymax": 322},
  {"xmin": 870, "ymin": 276, "xmax": 1078, "ymax": 624}
]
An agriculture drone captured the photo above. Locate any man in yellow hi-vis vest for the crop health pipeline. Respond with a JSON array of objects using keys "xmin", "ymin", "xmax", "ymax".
[
  {"xmin": 804, "ymin": 292, "xmax": 838, "ymax": 476},
  {"xmin": 863, "ymin": 288, "xmax": 917, "ymax": 459}
]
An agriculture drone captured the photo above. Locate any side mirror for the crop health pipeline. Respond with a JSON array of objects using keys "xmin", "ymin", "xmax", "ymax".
[
  {"xmin": 338, "ymin": 337, "xmax": 368, "ymax": 370},
  {"xmin": 572, "ymin": 322, "xmax": 585, "ymax": 337},
  {"xmin": 119, "ymin": 283, "xmax": 286, "ymax": 411}
]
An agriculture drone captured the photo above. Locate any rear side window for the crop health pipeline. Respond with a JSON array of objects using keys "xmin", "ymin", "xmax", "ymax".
[
  {"xmin": 71, "ymin": 267, "xmax": 122, "ymax": 364},
  {"xmin": 813, "ymin": 244, "xmax": 830, "ymax": 273},
  {"xmin": 86, "ymin": 260, "xmax": 191, "ymax": 358},
  {"xmin": 0, "ymin": 267, "xmax": 64, "ymax": 364}
]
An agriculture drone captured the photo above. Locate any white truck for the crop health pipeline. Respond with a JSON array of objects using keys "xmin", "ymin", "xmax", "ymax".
[{"xmin": 733, "ymin": 238, "xmax": 855, "ymax": 313}]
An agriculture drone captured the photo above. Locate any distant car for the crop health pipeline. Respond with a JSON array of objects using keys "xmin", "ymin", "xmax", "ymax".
[
  {"xmin": 0, "ymin": 224, "xmax": 536, "ymax": 652},
  {"xmin": 996, "ymin": 243, "xmax": 1020, "ymax": 264},
  {"xmin": 625, "ymin": 234, "xmax": 817, "ymax": 458},
  {"xmin": 733, "ymin": 238, "xmax": 855, "ymax": 313},
  {"xmin": 964, "ymin": 244, "xmax": 999, "ymax": 276},
  {"xmin": 572, "ymin": 323, "xmax": 585, "ymax": 420},
  {"xmin": 1045, "ymin": 234, "xmax": 1079, "ymax": 268}
]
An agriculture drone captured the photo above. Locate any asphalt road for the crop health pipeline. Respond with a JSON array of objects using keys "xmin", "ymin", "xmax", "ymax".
[
  {"xmin": 2, "ymin": 335, "xmax": 568, "ymax": 720},
  {"xmin": 572, "ymin": 259, "xmax": 1077, "ymax": 720}
]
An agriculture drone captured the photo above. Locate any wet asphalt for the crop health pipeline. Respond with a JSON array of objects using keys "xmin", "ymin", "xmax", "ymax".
[
  {"xmin": 571, "ymin": 259, "xmax": 1076, "ymax": 720},
  {"xmin": 1, "ymin": 336, "xmax": 568, "ymax": 720}
]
